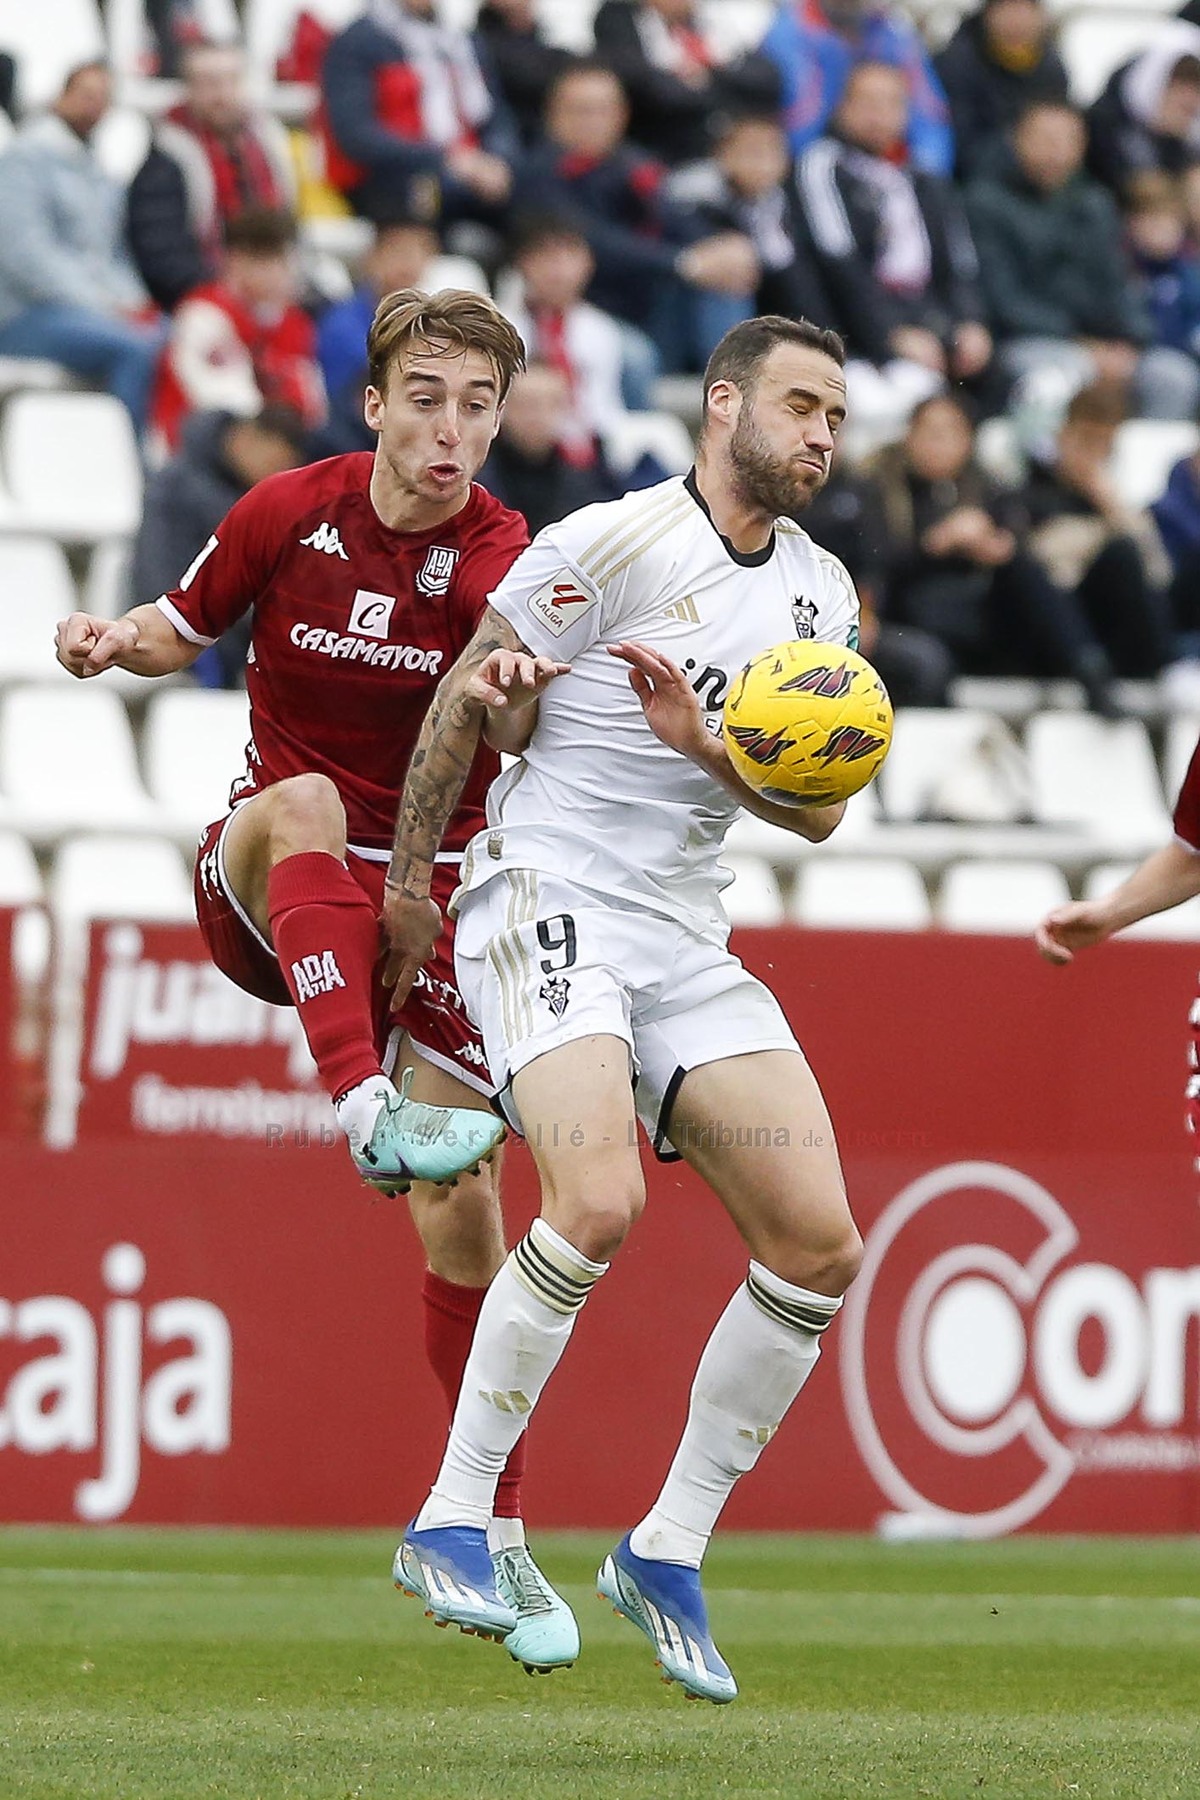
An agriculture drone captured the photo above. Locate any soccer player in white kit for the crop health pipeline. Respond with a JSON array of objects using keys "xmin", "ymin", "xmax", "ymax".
[{"xmin": 382, "ymin": 316, "xmax": 864, "ymax": 1702}]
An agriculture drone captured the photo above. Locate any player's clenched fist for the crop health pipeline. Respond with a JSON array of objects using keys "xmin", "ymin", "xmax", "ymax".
[
  {"xmin": 55, "ymin": 612, "xmax": 139, "ymax": 679},
  {"xmin": 1035, "ymin": 901, "xmax": 1114, "ymax": 965},
  {"xmin": 467, "ymin": 649, "xmax": 570, "ymax": 709}
]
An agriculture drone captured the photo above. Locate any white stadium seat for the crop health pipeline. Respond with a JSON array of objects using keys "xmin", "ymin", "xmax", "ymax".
[
  {"xmin": 792, "ymin": 857, "xmax": 932, "ymax": 931},
  {"xmin": 1110, "ymin": 420, "xmax": 1199, "ymax": 512},
  {"xmin": 1027, "ymin": 713, "xmax": 1171, "ymax": 851},
  {"xmin": 48, "ymin": 832, "xmax": 193, "ymax": 925},
  {"xmin": 1058, "ymin": 12, "xmax": 1152, "ymax": 104},
  {"xmin": 1084, "ymin": 862, "xmax": 1200, "ymax": 940},
  {"xmin": 5, "ymin": 0, "xmax": 105, "ymax": 111},
  {"xmin": 0, "ymin": 540, "xmax": 79, "ymax": 682},
  {"xmin": 0, "ymin": 358, "xmax": 71, "ymax": 398},
  {"xmin": 722, "ymin": 856, "xmax": 785, "ymax": 926},
  {"xmin": 0, "ymin": 393, "xmax": 142, "ymax": 541},
  {"xmin": 143, "ymin": 689, "xmax": 251, "ymax": 838},
  {"xmin": 602, "ymin": 410, "xmax": 695, "ymax": 478},
  {"xmin": 937, "ymin": 859, "xmax": 1070, "ymax": 935},
  {"xmin": 877, "ymin": 709, "xmax": 1005, "ymax": 822},
  {"xmin": 0, "ymin": 685, "xmax": 160, "ymax": 842},
  {"xmin": 0, "ymin": 830, "xmax": 41, "ymax": 907}
]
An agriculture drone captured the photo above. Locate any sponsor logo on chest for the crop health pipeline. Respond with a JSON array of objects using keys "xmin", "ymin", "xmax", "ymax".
[{"xmin": 288, "ymin": 587, "xmax": 444, "ymax": 674}]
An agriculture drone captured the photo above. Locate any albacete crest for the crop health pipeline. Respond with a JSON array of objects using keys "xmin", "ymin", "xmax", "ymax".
[
  {"xmin": 539, "ymin": 975, "xmax": 571, "ymax": 1018},
  {"xmin": 791, "ymin": 595, "xmax": 818, "ymax": 639},
  {"xmin": 416, "ymin": 545, "xmax": 459, "ymax": 596}
]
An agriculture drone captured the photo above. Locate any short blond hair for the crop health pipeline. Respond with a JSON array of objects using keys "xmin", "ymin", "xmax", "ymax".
[{"xmin": 366, "ymin": 288, "xmax": 526, "ymax": 400}]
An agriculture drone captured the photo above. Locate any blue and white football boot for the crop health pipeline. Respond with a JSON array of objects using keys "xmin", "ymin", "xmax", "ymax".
[
  {"xmin": 394, "ymin": 1522, "xmax": 516, "ymax": 1642},
  {"xmin": 354, "ymin": 1067, "xmax": 505, "ymax": 1196},
  {"xmin": 597, "ymin": 1533, "xmax": 737, "ymax": 1703},
  {"xmin": 492, "ymin": 1545, "xmax": 580, "ymax": 1675}
]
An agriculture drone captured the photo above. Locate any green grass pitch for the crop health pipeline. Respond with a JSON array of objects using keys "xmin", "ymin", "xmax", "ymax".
[{"xmin": 2, "ymin": 1530, "xmax": 1199, "ymax": 1799}]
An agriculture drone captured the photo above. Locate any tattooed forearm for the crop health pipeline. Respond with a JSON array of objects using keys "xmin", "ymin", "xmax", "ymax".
[{"xmin": 387, "ymin": 607, "xmax": 524, "ymax": 896}]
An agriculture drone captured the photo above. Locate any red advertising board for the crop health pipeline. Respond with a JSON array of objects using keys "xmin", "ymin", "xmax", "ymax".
[
  {"xmin": 3, "ymin": 929, "xmax": 1200, "ymax": 1534},
  {"xmin": 50, "ymin": 919, "xmax": 332, "ymax": 1146}
]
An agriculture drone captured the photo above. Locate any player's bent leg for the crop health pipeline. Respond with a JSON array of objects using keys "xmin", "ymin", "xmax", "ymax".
[
  {"xmin": 215, "ymin": 783, "xmax": 503, "ymax": 1191},
  {"xmin": 402, "ymin": 1037, "xmax": 641, "ymax": 1656},
  {"xmin": 601, "ymin": 1049, "xmax": 861, "ymax": 1702}
]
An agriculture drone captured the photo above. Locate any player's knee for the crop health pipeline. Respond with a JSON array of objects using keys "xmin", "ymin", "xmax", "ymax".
[
  {"xmin": 765, "ymin": 1223, "xmax": 863, "ymax": 1298},
  {"xmin": 267, "ymin": 773, "xmax": 346, "ymax": 856},
  {"xmin": 547, "ymin": 1184, "xmax": 645, "ymax": 1264}
]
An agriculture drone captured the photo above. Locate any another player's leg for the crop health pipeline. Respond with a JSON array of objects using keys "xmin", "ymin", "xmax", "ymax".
[
  {"xmin": 393, "ymin": 1047, "xmax": 577, "ymax": 1672},
  {"xmin": 216, "ymin": 778, "xmax": 503, "ymax": 1189},
  {"xmin": 399, "ymin": 1034, "xmax": 642, "ymax": 1649},
  {"xmin": 600, "ymin": 1047, "xmax": 860, "ymax": 1704}
]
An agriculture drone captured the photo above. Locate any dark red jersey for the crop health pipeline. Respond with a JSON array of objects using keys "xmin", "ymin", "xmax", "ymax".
[
  {"xmin": 1175, "ymin": 736, "xmax": 1200, "ymax": 853},
  {"xmin": 157, "ymin": 453, "xmax": 529, "ymax": 855}
]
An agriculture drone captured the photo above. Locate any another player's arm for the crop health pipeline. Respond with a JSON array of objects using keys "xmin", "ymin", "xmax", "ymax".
[
  {"xmin": 1035, "ymin": 841, "xmax": 1200, "ymax": 964},
  {"xmin": 381, "ymin": 606, "xmax": 568, "ymax": 1000},
  {"xmin": 610, "ymin": 640, "xmax": 845, "ymax": 843},
  {"xmin": 55, "ymin": 604, "xmax": 205, "ymax": 679}
]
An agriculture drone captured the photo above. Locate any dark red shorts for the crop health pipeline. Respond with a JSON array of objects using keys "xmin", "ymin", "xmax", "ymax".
[{"xmin": 193, "ymin": 813, "xmax": 491, "ymax": 1096}]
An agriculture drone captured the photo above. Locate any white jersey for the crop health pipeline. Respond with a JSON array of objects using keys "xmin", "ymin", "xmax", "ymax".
[{"xmin": 455, "ymin": 473, "xmax": 860, "ymax": 940}]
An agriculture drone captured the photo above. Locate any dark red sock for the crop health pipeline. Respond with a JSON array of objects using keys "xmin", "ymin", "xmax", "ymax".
[
  {"xmin": 266, "ymin": 851, "xmax": 382, "ymax": 1103},
  {"xmin": 423, "ymin": 1268, "xmax": 526, "ymax": 1519}
]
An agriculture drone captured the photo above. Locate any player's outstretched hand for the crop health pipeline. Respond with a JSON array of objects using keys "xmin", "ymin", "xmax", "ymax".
[
  {"xmin": 608, "ymin": 640, "xmax": 707, "ymax": 760},
  {"xmin": 468, "ymin": 649, "xmax": 570, "ymax": 710},
  {"xmin": 1035, "ymin": 901, "xmax": 1113, "ymax": 965},
  {"xmin": 380, "ymin": 885, "xmax": 443, "ymax": 1010},
  {"xmin": 55, "ymin": 612, "xmax": 138, "ymax": 679}
]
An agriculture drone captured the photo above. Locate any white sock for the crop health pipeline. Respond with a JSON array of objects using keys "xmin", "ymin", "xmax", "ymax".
[
  {"xmin": 628, "ymin": 1263, "xmax": 842, "ymax": 1568},
  {"xmin": 334, "ymin": 1074, "xmax": 394, "ymax": 1153},
  {"xmin": 487, "ymin": 1516, "xmax": 526, "ymax": 1553},
  {"xmin": 415, "ymin": 1218, "xmax": 608, "ymax": 1532}
]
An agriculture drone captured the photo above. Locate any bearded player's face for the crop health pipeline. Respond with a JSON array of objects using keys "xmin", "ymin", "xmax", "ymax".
[
  {"xmin": 369, "ymin": 339, "xmax": 504, "ymax": 511},
  {"xmin": 727, "ymin": 342, "xmax": 846, "ymax": 517}
]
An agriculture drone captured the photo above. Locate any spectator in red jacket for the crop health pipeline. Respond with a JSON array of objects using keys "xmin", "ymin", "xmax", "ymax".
[
  {"xmin": 153, "ymin": 206, "xmax": 326, "ymax": 451},
  {"xmin": 128, "ymin": 40, "xmax": 298, "ymax": 313}
]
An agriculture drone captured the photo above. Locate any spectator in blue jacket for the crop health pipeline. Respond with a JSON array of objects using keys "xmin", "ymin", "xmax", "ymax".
[
  {"xmin": 522, "ymin": 61, "xmax": 759, "ymax": 368},
  {"xmin": 1153, "ymin": 440, "xmax": 1200, "ymax": 653},
  {"xmin": 320, "ymin": 0, "xmax": 518, "ymax": 226},
  {"xmin": 759, "ymin": 0, "xmax": 954, "ymax": 176}
]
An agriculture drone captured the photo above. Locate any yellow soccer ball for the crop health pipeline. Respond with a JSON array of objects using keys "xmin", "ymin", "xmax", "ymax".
[{"xmin": 721, "ymin": 640, "xmax": 893, "ymax": 807}]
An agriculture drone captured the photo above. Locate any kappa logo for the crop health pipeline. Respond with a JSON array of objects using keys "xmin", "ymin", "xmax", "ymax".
[
  {"xmin": 527, "ymin": 577, "xmax": 597, "ymax": 638},
  {"xmin": 300, "ymin": 521, "xmax": 349, "ymax": 560},
  {"xmin": 416, "ymin": 545, "xmax": 459, "ymax": 595}
]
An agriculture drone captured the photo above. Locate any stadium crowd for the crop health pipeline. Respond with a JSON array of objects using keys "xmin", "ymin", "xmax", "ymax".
[{"xmin": 3, "ymin": 0, "xmax": 1200, "ymax": 721}]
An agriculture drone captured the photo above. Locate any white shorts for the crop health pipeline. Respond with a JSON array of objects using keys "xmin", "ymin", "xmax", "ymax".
[{"xmin": 453, "ymin": 870, "xmax": 802, "ymax": 1156}]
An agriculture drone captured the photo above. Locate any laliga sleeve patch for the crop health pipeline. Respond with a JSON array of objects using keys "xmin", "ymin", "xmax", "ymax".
[{"xmin": 526, "ymin": 576, "xmax": 598, "ymax": 638}]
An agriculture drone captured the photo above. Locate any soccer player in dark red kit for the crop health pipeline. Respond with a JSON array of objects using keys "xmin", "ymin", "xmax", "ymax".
[{"xmin": 54, "ymin": 288, "xmax": 579, "ymax": 1672}]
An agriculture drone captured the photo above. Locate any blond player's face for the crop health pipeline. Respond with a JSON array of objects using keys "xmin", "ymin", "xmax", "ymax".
[{"xmin": 368, "ymin": 341, "xmax": 503, "ymax": 509}]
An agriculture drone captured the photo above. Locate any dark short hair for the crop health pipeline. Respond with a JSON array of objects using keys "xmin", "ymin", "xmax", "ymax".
[
  {"xmin": 548, "ymin": 59, "xmax": 626, "ymax": 101},
  {"xmin": 1014, "ymin": 96, "xmax": 1082, "ymax": 131},
  {"xmin": 244, "ymin": 404, "xmax": 309, "ymax": 453},
  {"xmin": 509, "ymin": 213, "xmax": 590, "ymax": 259},
  {"xmin": 223, "ymin": 206, "xmax": 298, "ymax": 256},
  {"xmin": 908, "ymin": 390, "xmax": 977, "ymax": 431},
  {"xmin": 701, "ymin": 315, "xmax": 845, "ymax": 426},
  {"xmin": 1168, "ymin": 53, "xmax": 1200, "ymax": 88}
]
